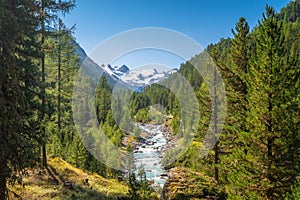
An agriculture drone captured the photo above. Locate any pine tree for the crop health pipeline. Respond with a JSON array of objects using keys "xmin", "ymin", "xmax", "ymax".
[
  {"xmin": 0, "ymin": 0, "xmax": 41, "ymax": 198},
  {"xmin": 35, "ymin": 0, "xmax": 75, "ymax": 168},
  {"xmin": 223, "ymin": 17, "xmax": 252, "ymax": 198},
  {"xmin": 124, "ymin": 144, "xmax": 136, "ymax": 178},
  {"xmin": 245, "ymin": 5, "xmax": 299, "ymax": 198},
  {"xmin": 95, "ymin": 76, "xmax": 112, "ymax": 123},
  {"xmin": 68, "ymin": 134, "xmax": 87, "ymax": 168},
  {"xmin": 45, "ymin": 18, "xmax": 79, "ymax": 152}
]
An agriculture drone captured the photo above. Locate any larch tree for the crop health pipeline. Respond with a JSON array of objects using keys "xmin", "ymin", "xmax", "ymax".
[
  {"xmin": 46, "ymin": 18, "xmax": 79, "ymax": 149},
  {"xmin": 35, "ymin": 0, "xmax": 75, "ymax": 168}
]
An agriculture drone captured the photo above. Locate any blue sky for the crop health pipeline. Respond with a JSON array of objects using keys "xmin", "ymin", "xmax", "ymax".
[{"xmin": 64, "ymin": 0, "xmax": 290, "ymax": 69}]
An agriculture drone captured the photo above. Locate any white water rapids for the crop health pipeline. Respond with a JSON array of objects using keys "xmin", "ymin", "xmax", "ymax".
[{"xmin": 133, "ymin": 124, "xmax": 168, "ymax": 188}]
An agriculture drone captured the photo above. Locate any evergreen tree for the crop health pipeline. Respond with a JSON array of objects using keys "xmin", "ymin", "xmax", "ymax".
[
  {"xmin": 68, "ymin": 133, "xmax": 87, "ymax": 168},
  {"xmin": 245, "ymin": 5, "xmax": 299, "ymax": 198},
  {"xmin": 95, "ymin": 76, "xmax": 112, "ymax": 123},
  {"xmin": 35, "ymin": 0, "xmax": 75, "ymax": 168},
  {"xmin": 125, "ymin": 2, "xmax": 299, "ymax": 199},
  {"xmin": 0, "ymin": 0, "xmax": 41, "ymax": 198},
  {"xmin": 45, "ymin": 18, "xmax": 79, "ymax": 156},
  {"xmin": 223, "ymin": 17, "xmax": 252, "ymax": 198}
]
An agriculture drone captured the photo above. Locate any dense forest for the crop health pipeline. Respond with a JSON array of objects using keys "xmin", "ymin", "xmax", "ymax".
[{"xmin": 0, "ymin": 0, "xmax": 299, "ymax": 199}]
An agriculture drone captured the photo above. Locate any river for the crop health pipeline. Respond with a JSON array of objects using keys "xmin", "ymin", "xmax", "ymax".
[{"xmin": 133, "ymin": 123, "xmax": 168, "ymax": 188}]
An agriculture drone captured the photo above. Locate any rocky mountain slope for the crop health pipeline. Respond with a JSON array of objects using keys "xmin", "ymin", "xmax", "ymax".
[
  {"xmin": 100, "ymin": 64, "xmax": 178, "ymax": 87},
  {"xmin": 75, "ymin": 42, "xmax": 177, "ymax": 88}
]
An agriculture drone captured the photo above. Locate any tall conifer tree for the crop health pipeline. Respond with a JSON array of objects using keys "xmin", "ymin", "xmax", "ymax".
[
  {"xmin": 35, "ymin": 0, "xmax": 75, "ymax": 167},
  {"xmin": 0, "ymin": 0, "xmax": 41, "ymax": 198},
  {"xmin": 245, "ymin": 5, "xmax": 299, "ymax": 198}
]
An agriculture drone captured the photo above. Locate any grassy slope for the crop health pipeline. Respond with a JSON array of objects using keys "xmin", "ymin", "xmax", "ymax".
[{"xmin": 9, "ymin": 158, "xmax": 129, "ymax": 200}]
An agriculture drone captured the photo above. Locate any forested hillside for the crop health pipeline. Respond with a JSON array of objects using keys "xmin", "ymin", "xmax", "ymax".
[
  {"xmin": 0, "ymin": 0, "xmax": 299, "ymax": 200},
  {"xmin": 130, "ymin": 1, "xmax": 300, "ymax": 199}
]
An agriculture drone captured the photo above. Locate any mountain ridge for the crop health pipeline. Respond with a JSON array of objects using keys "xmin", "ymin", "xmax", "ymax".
[
  {"xmin": 75, "ymin": 42, "xmax": 178, "ymax": 88},
  {"xmin": 100, "ymin": 63, "xmax": 178, "ymax": 87}
]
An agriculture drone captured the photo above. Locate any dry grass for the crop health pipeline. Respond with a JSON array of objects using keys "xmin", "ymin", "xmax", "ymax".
[{"xmin": 9, "ymin": 157, "xmax": 129, "ymax": 200}]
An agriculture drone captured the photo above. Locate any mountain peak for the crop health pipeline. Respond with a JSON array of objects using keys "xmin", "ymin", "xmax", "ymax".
[
  {"xmin": 116, "ymin": 65, "xmax": 130, "ymax": 74},
  {"xmin": 99, "ymin": 63, "xmax": 177, "ymax": 88},
  {"xmin": 120, "ymin": 67, "xmax": 177, "ymax": 87},
  {"xmin": 74, "ymin": 41, "xmax": 177, "ymax": 88}
]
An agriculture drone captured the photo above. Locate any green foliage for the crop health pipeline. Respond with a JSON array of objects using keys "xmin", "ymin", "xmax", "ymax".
[
  {"xmin": 0, "ymin": 0, "xmax": 42, "ymax": 198},
  {"xmin": 37, "ymin": 0, "xmax": 76, "ymax": 169},
  {"xmin": 129, "ymin": 2, "xmax": 300, "ymax": 199},
  {"xmin": 128, "ymin": 173, "xmax": 140, "ymax": 199},
  {"xmin": 278, "ymin": 0, "xmax": 300, "ymax": 22},
  {"xmin": 124, "ymin": 144, "xmax": 136, "ymax": 177},
  {"xmin": 1, "ymin": 0, "xmax": 299, "ymax": 199},
  {"xmin": 286, "ymin": 180, "xmax": 300, "ymax": 200},
  {"xmin": 120, "ymin": 107, "xmax": 134, "ymax": 133},
  {"xmin": 45, "ymin": 19, "xmax": 80, "ymax": 152},
  {"xmin": 241, "ymin": 5, "xmax": 299, "ymax": 198},
  {"xmin": 95, "ymin": 76, "xmax": 112, "ymax": 123},
  {"xmin": 67, "ymin": 133, "xmax": 88, "ymax": 168},
  {"xmin": 135, "ymin": 108, "xmax": 151, "ymax": 123},
  {"xmin": 133, "ymin": 126, "xmax": 142, "ymax": 138},
  {"xmin": 162, "ymin": 167, "xmax": 226, "ymax": 200},
  {"xmin": 128, "ymin": 166, "xmax": 156, "ymax": 200}
]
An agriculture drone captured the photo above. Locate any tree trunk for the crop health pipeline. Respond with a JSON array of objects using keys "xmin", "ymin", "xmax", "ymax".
[
  {"xmin": 213, "ymin": 63, "xmax": 219, "ymax": 183},
  {"xmin": 42, "ymin": 142, "xmax": 47, "ymax": 167},
  {"xmin": 41, "ymin": 47, "xmax": 47, "ymax": 168},
  {"xmin": 0, "ymin": 176, "xmax": 7, "ymax": 200},
  {"xmin": 214, "ymin": 142, "xmax": 219, "ymax": 183},
  {"xmin": 58, "ymin": 19, "xmax": 62, "ymax": 143},
  {"xmin": 0, "ymin": 163, "xmax": 8, "ymax": 200}
]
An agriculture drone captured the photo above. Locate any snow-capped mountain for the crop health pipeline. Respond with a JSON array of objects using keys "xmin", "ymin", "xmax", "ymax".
[
  {"xmin": 121, "ymin": 68, "xmax": 177, "ymax": 87},
  {"xmin": 100, "ymin": 64, "xmax": 178, "ymax": 87},
  {"xmin": 75, "ymin": 42, "xmax": 177, "ymax": 88},
  {"xmin": 100, "ymin": 64, "xmax": 130, "ymax": 80}
]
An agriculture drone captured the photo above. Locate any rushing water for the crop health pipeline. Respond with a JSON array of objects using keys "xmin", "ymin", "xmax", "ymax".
[{"xmin": 133, "ymin": 124, "xmax": 168, "ymax": 187}]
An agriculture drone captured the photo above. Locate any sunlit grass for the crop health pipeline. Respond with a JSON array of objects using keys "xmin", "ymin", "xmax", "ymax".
[{"xmin": 9, "ymin": 157, "xmax": 129, "ymax": 200}]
